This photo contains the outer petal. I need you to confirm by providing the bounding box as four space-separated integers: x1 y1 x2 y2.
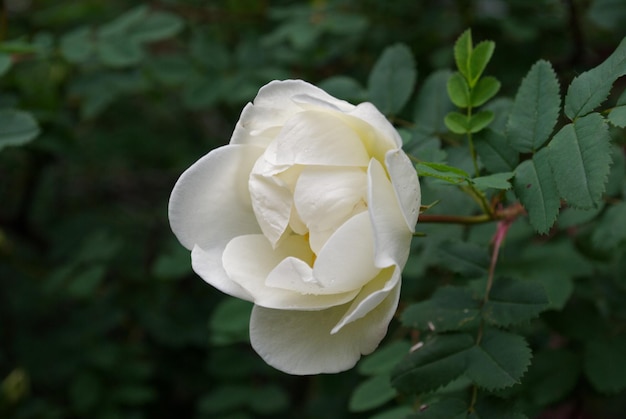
222 234 359 309
168 144 264 250
192 245 252 301
231 80 354 146
331 266 400 333
348 102 402 148
385 149 421 232
249 283 401 375
368 158 413 269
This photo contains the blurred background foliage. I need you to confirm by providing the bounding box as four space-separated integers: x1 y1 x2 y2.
1 0 626 418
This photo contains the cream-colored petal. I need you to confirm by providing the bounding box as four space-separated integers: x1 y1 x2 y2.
232 80 354 145
313 211 381 292
222 234 358 309
168 144 264 250
191 245 253 301
293 166 367 252
331 266 400 333
249 157 293 247
385 149 421 232
264 110 370 167
249 283 401 375
347 102 402 148
368 158 413 268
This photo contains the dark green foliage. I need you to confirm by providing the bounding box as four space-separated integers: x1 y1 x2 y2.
3 1 626 418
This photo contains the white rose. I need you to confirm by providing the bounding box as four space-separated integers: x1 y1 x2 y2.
168 80 420 375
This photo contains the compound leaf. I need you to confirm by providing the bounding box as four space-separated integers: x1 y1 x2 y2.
482 277 549 327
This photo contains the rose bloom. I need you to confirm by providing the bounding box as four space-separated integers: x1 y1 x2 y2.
169 80 420 375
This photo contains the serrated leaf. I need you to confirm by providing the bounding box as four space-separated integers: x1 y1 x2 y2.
0 109 40 151
444 111 469 134
482 277 549 327
368 43 417 115
415 162 469 184
471 76 500 107
471 172 514 191
410 398 467 418
414 69 454 135
608 87 626 127
349 375 397 412
318 76 366 102
565 37 626 119
466 329 531 390
209 299 252 345
373 406 415 419
469 110 494 133
584 335 626 393
401 287 480 332
358 341 411 376
469 41 495 87
438 240 489 277
473 129 519 173
591 202 626 250
507 60 560 153
391 333 474 394
447 72 470 107
513 149 561 234
547 112 611 209
454 29 472 81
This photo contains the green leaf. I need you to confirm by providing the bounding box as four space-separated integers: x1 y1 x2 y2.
591 202 626 250
368 43 417 115
0 52 12 76
97 36 143 67
473 129 519 173
437 240 489 278
349 375 396 412
507 60 560 153
513 149 560 234
469 110 494 133
469 41 495 86
318 76 366 102
0 109 40 151
129 11 184 43
358 341 411 376
415 162 469 184
584 334 626 393
482 277 549 327
447 72 470 107
547 112 611 209
98 5 148 38
391 333 474 394
470 76 500 107
454 29 472 81
564 37 626 119
410 398 467 418
373 406 415 419
413 69 454 135
249 385 289 414
608 105 626 127
466 329 531 390
470 172 514 191
471 396 528 419
60 26 93 64
197 384 249 414
401 287 480 332
444 111 470 134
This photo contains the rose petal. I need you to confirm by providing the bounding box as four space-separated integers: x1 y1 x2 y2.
222 234 358 309
231 80 354 146
368 158 413 268
264 110 370 167
168 144 264 250
249 283 401 375
313 211 381 292
191 244 252 301
385 149 421 232
293 166 367 253
348 102 403 148
249 158 293 247
331 266 399 333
